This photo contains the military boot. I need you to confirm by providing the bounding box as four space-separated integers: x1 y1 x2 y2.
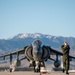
66 71 69 74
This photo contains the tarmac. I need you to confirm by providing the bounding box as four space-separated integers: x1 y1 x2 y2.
0 71 75 75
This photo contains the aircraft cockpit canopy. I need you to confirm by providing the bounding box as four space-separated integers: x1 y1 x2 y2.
32 40 42 46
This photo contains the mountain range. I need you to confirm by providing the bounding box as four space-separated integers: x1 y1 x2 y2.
0 33 75 55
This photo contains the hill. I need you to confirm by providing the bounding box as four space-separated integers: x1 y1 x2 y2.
0 33 75 55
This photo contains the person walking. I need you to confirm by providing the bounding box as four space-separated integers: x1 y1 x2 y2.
61 42 70 74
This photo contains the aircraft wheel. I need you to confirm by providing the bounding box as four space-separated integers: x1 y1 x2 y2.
36 66 40 72
10 68 12 72
34 65 40 72
39 66 40 72
34 64 36 72
34 67 36 72
34 69 39 72
38 65 40 72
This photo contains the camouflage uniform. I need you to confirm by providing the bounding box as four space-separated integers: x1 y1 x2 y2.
61 43 70 72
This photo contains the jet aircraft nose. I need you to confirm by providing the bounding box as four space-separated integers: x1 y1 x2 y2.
33 40 42 52
32 40 42 61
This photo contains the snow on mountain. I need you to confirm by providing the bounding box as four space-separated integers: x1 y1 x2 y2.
6 33 62 41
8 33 55 39
16 33 32 38
9 33 43 39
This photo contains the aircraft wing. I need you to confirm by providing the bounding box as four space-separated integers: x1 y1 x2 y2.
0 46 28 60
48 46 75 60
0 49 24 57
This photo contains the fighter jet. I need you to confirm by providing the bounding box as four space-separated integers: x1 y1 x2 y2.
0 40 75 72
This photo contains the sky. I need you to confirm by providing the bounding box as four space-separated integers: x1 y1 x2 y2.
0 0 75 39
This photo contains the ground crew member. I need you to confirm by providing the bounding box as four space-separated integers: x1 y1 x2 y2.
61 42 70 74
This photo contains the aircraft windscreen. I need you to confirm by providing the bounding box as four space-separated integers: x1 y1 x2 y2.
33 40 42 46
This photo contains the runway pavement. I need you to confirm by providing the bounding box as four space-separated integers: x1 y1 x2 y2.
0 71 75 75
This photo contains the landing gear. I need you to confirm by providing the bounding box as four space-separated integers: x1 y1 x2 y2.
10 68 12 72
34 65 40 73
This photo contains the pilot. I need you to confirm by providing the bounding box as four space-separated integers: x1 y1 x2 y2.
61 42 70 74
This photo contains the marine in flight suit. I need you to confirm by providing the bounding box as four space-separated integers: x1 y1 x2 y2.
61 42 70 74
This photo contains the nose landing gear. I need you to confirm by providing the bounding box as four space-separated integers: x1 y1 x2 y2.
34 65 40 72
